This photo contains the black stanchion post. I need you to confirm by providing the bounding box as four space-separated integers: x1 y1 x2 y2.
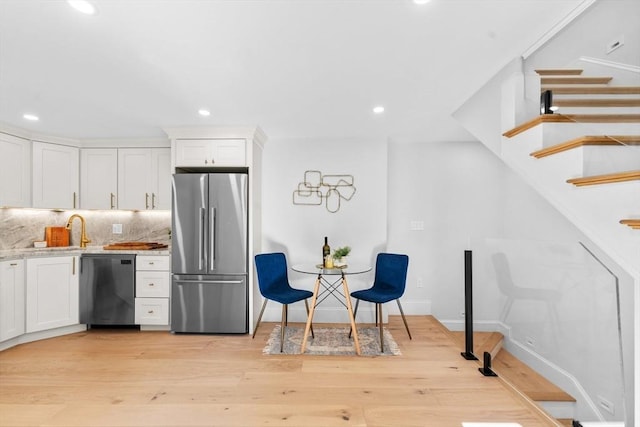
479 351 497 377
461 250 478 360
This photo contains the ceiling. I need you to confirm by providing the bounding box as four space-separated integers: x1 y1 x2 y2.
0 0 588 143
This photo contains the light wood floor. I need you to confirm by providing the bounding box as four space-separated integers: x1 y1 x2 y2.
0 316 560 427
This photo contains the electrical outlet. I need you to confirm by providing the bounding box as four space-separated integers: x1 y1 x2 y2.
597 395 615 415
112 224 123 234
409 220 424 230
417 277 424 288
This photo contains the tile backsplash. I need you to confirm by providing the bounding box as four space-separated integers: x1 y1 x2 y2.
0 208 171 250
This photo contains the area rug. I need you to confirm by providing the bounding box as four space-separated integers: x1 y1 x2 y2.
262 325 401 356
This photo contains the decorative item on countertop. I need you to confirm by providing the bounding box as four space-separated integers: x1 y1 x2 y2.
332 246 351 267
33 240 47 248
322 236 330 266
103 242 168 250
44 226 70 247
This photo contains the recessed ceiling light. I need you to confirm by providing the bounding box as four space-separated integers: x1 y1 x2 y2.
413 0 431 4
198 109 211 117
373 106 385 114
23 114 39 121
67 1 97 15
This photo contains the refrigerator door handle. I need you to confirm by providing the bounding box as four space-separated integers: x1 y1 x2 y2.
199 207 206 270
174 280 244 285
210 207 216 271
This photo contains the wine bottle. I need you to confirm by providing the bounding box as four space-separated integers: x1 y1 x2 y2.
322 236 330 266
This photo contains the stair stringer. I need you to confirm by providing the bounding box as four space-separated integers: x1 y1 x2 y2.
453 61 640 280
500 123 640 278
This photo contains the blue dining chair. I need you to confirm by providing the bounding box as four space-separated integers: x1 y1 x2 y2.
350 253 412 352
253 252 314 352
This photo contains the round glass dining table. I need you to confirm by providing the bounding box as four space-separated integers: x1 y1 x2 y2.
291 263 372 355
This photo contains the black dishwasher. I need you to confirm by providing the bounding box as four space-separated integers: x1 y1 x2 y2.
80 254 136 327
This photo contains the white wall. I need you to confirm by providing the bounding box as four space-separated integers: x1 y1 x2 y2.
387 140 588 320
387 139 634 423
261 137 387 323
525 0 640 74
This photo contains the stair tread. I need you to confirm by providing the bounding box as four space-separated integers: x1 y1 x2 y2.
503 114 640 138
493 350 576 402
535 69 583 76
553 98 640 107
541 76 612 85
542 86 640 95
530 135 640 158
448 331 504 356
567 170 640 186
620 219 640 229
449 331 575 404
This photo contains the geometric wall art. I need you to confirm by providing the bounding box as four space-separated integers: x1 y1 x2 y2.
292 170 356 213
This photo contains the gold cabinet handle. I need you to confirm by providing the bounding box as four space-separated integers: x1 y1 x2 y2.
73 192 77 209
72 257 76 275
145 193 149 209
147 310 154 314
152 193 156 209
110 193 116 209
148 283 155 287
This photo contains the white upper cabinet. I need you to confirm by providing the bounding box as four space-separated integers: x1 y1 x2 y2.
117 148 170 210
32 141 79 209
152 148 171 210
0 133 30 207
175 139 246 167
80 148 118 209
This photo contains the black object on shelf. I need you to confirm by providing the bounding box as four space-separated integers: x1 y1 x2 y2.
540 89 554 114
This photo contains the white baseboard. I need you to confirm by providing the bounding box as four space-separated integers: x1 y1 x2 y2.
0 324 86 352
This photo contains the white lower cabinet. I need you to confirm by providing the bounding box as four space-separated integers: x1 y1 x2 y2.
26 256 79 333
0 259 25 342
135 255 170 326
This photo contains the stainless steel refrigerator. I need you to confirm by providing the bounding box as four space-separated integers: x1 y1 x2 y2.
171 172 248 333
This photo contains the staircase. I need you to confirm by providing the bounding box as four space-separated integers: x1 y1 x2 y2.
448 330 576 426
501 68 640 275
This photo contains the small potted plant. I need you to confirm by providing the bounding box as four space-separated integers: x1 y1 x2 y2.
332 246 351 267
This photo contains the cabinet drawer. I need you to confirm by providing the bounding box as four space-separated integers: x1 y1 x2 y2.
175 139 246 167
135 271 170 297
137 255 169 271
135 298 169 325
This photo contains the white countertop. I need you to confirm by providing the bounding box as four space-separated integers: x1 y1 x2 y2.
0 245 170 261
